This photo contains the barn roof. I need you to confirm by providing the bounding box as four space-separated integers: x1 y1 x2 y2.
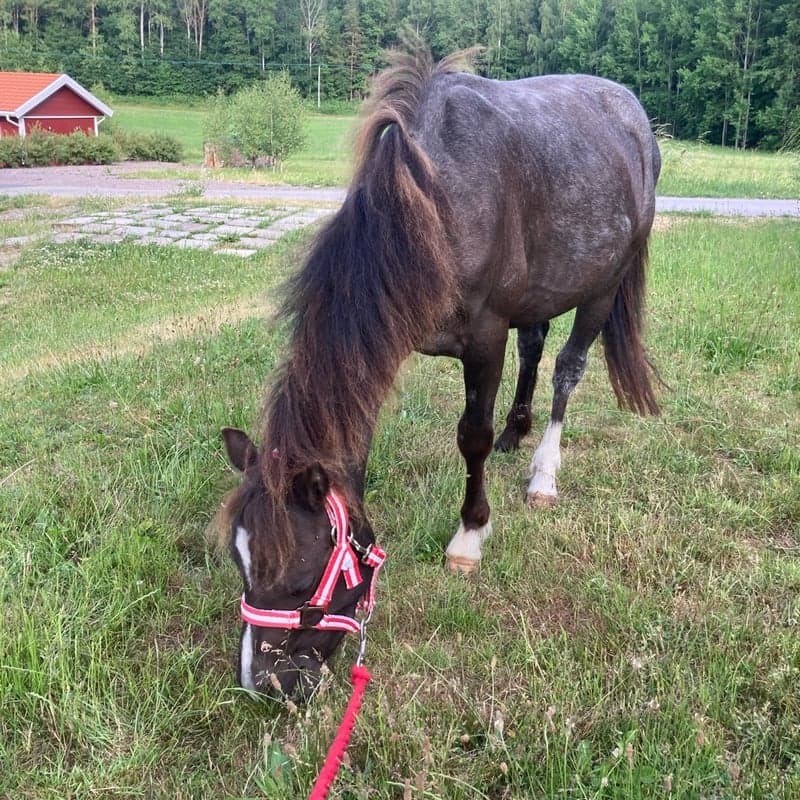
0 72 113 117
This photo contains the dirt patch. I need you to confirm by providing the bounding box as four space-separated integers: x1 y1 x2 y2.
651 214 691 232
0 208 29 222
0 248 20 271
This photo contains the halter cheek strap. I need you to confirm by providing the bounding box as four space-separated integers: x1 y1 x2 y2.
239 488 386 634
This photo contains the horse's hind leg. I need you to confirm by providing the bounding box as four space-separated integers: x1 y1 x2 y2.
495 321 550 452
445 336 507 572
527 297 613 507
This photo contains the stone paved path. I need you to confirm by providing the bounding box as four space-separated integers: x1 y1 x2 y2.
49 203 332 257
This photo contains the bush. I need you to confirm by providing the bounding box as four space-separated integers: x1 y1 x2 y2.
0 129 120 167
204 73 306 168
111 129 183 162
19 128 65 166
0 136 24 168
77 133 120 164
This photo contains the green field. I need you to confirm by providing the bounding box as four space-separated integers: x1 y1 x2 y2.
111 99 800 198
1 202 798 797
657 140 800 199
112 100 355 185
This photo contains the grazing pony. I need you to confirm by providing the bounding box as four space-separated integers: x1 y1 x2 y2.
219 48 660 696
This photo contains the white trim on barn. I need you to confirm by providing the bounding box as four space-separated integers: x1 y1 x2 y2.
14 75 113 119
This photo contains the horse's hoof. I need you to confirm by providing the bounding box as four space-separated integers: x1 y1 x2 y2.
493 431 520 452
526 491 557 509
446 555 480 573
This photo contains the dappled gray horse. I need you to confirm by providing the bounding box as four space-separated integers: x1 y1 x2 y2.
219 48 661 696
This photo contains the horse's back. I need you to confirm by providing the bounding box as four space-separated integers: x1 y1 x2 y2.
418 72 658 218
414 71 660 328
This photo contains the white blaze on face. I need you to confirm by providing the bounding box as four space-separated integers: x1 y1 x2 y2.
240 624 256 690
235 525 256 689
234 525 252 588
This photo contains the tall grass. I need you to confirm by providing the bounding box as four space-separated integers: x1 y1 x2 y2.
1 215 798 797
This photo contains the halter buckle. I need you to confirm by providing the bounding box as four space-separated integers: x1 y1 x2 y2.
299 603 327 629
347 532 372 559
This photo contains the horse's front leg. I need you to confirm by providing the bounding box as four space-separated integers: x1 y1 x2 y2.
445 337 507 573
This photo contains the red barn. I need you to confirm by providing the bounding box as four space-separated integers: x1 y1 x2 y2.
0 72 112 137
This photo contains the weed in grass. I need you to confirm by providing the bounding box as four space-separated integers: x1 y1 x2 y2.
0 193 54 212
218 232 242 245
701 329 771 373
168 182 205 200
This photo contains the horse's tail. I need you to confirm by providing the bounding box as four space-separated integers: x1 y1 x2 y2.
601 240 661 415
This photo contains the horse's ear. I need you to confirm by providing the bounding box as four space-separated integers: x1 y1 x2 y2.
294 464 330 512
221 428 259 472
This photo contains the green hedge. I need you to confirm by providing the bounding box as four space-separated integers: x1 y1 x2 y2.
0 129 120 167
110 129 183 162
0 127 183 168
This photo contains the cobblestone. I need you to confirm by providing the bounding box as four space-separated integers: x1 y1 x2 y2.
29 203 332 257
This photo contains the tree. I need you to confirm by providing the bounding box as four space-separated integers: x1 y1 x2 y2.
207 73 306 167
300 0 325 85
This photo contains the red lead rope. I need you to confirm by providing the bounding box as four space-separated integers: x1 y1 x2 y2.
307 664 372 800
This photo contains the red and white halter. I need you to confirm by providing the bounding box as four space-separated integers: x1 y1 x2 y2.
239 488 386 635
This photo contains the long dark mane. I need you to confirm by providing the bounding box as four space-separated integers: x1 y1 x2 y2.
259 48 469 513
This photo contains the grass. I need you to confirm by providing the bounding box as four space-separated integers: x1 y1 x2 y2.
657 139 800 199
112 99 355 185
110 98 799 197
1 209 799 798
110 102 208 163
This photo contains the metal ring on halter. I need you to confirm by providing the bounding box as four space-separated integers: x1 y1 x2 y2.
347 533 373 559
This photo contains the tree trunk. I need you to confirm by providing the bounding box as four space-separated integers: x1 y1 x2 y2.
90 1 97 55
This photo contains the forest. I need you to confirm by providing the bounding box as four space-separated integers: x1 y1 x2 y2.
0 0 798 150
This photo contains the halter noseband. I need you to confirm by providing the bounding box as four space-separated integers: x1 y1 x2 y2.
239 488 386 635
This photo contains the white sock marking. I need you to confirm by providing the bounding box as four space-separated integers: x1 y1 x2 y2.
445 520 493 565
528 420 563 499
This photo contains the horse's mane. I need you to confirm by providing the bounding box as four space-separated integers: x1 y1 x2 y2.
258 45 472 519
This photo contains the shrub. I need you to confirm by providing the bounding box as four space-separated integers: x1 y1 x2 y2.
111 129 183 162
80 133 121 164
204 73 306 168
0 129 120 168
20 128 65 166
0 135 25 168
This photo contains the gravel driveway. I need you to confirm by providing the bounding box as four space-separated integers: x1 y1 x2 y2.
0 162 346 204
2 162 798 216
